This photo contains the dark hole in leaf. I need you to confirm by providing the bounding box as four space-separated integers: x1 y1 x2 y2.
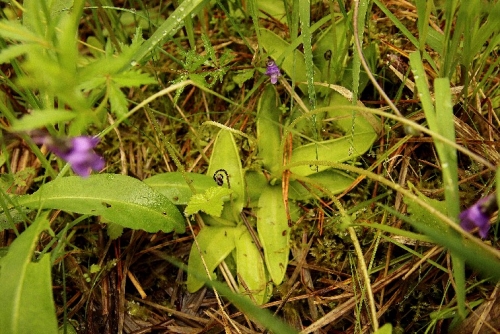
101 202 111 208
324 49 332 60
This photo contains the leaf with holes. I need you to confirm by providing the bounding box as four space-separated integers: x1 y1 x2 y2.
15 174 185 233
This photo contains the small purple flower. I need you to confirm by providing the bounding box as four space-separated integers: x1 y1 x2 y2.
459 193 497 238
32 132 104 177
265 59 281 84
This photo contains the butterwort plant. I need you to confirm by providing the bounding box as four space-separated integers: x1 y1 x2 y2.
31 130 105 177
459 192 497 238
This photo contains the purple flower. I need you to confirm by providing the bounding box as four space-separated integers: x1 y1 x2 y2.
32 132 104 177
459 193 497 238
265 59 281 84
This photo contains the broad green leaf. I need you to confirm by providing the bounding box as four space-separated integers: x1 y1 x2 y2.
186 226 239 292
327 92 382 135
288 169 355 200
206 130 245 219
235 228 269 305
257 186 289 285
0 213 58 334
290 132 376 176
256 0 286 21
16 174 185 233
11 109 77 131
244 170 269 207
184 187 233 217
144 172 217 205
108 82 129 118
257 86 282 174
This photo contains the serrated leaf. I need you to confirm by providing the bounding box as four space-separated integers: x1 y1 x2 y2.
106 222 124 240
184 187 233 217
0 213 58 334
16 174 185 233
108 82 129 118
0 20 46 43
257 186 289 285
235 228 269 305
186 226 239 292
0 44 33 64
144 172 217 205
11 109 77 132
232 69 255 87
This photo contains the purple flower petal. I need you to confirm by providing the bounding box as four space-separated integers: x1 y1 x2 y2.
459 194 497 238
33 133 105 177
265 60 281 84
